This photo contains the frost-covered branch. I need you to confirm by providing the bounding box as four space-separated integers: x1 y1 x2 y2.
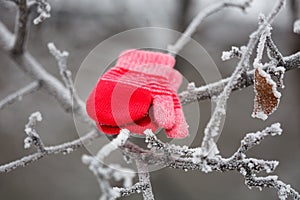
245 176 300 200
168 0 253 55
0 20 92 124
135 160 155 200
258 14 285 66
0 81 40 110
145 129 196 157
179 51 300 104
232 125 299 199
234 123 282 157
142 124 299 199
94 129 130 161
11 0 29 54
48 42 81 110
0 116 98 173
201 0 286 157
265 36 285 65
113 182 150 198
221 46 246 61
0 19 98 174
82 130 137 200
144 126 279 174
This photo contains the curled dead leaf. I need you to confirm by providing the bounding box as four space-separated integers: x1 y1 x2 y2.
252 68 280 120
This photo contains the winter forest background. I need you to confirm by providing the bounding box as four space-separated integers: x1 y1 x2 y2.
0 0 299 199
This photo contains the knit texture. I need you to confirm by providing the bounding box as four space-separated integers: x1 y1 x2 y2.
86 49 188 138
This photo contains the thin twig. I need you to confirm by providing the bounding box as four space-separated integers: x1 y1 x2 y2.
48 42 81 111
114 183 150 197
168 0 253 55
0 21 92 125
266 36 285 65
0 81 40 110
0 129 98 173
136 160 155 200
82 130 135 200
258 15 285 65
221 46 245 61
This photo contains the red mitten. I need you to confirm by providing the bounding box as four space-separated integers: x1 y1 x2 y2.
86 49 188 138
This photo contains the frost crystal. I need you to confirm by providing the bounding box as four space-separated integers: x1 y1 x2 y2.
33 0 51 25
96 129 130 161
294 19 300 34
221 46 243 61
221 51 232 61
24 137 32 149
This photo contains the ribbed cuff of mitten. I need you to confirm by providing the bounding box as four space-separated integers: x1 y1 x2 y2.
116 49 175 69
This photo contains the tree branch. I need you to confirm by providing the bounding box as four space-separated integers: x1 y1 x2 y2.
141 124 300 200
168 0 253 55
0 21 91 125
11 0 29 55
0 127 98 173
48 42 81 112
114 182 150 198
178 51 300 105
200 0 286 157
136 160 155 200
82 130 136 200
0 81 40 110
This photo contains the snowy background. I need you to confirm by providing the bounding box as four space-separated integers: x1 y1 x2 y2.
0 0 299 199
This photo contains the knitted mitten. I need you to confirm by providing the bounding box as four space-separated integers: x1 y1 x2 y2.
86 49 188 138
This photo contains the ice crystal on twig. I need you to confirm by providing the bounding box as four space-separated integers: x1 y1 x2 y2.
221 46 246 61
48 42 81 110
33 0 51 25
294 19 300 34
82 130 137 200
24 111 45 152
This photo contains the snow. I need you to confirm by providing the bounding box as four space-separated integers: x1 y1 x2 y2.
254 18 271 66
221 46 242 61
294 19 300 34
221 51 232 61
33 1 51 25
274 66 286 88
269 123 282 136
81 154 92 165
96 129 130 161
24 137 32 149
252 111 268 120
240 168 247 176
